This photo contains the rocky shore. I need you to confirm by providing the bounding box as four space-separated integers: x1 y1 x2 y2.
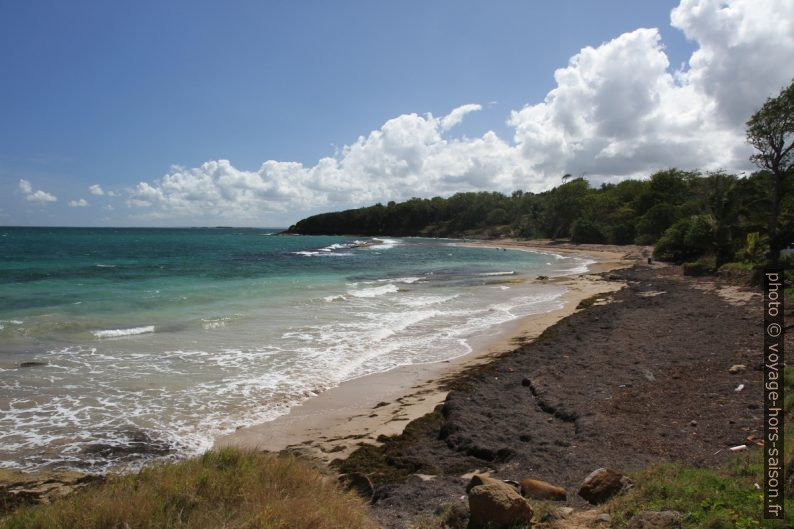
334 263 774 528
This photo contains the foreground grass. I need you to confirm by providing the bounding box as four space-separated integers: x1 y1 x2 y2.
607 366 794 529
1 448 378 529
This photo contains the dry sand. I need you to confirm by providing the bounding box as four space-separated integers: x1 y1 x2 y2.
215 241 645 462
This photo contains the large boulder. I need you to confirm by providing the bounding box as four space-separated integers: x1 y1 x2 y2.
628 510 683 529
578 467 633 504
467 480 534 529
520 477 566 501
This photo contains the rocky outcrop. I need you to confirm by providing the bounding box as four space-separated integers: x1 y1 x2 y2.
578 467 633 504
519 477 566 501
467 475 534 529
0 469 99 511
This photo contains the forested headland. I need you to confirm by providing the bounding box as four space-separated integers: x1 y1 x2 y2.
289 80 794 275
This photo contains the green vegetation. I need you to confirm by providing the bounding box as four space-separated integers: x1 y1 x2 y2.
607 367 794 528
289 168 789 267
746 79 794 265
1 449 378 529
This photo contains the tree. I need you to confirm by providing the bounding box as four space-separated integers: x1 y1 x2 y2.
746 78 794 263
701 171 741 267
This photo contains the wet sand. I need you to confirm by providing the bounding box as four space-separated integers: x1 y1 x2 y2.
216 242 641 463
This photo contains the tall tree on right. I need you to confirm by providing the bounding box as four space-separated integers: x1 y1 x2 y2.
746 78 794 264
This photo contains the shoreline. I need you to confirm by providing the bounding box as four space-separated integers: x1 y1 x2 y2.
216 241 642 463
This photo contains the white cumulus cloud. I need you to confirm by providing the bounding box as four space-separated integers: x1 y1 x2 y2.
68 198 89 207
89 184 105 196
19 179 57 204
127 106 531 221
125 0 793 223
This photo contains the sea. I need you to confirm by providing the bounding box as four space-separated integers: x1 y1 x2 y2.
0 227 592 473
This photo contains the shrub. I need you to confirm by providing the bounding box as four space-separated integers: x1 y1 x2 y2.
570 219 607 243
683 256 717 276
654 215 715 263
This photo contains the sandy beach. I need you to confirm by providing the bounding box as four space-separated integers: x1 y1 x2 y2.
216 241 642 462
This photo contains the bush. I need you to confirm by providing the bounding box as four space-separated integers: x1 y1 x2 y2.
683 256 717 276
570 219 607 243
654 215 715 263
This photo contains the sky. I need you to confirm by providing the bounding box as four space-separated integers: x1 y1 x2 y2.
1 0 793 227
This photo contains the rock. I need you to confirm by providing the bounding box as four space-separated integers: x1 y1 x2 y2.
628 510 684 529
728 364 746 374
18 361 47 368
465 474 503 494
596 513 612 523
467 481 534 529
578 467 633 504
337 472 374 503
519 477 566 501
0 468 99 511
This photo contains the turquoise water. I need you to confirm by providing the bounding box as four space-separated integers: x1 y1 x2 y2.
0 227 590 471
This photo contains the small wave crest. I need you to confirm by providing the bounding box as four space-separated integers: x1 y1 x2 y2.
371 238 401 249
347 283 399 298
92 325 155 338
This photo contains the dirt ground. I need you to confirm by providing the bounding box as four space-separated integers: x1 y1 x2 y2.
335 264 788 528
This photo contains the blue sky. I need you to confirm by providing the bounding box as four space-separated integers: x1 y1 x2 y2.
1 0 791 227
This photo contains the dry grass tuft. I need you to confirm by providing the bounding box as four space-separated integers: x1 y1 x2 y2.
2 448 379 529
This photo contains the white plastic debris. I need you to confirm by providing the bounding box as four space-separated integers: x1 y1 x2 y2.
734 384 744 392
729 444 748 452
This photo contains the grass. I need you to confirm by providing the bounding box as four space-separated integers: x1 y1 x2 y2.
606 366 794 529
1 448 378 529
718 261 756 272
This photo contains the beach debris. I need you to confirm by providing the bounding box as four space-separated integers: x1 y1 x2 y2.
467 475 534 529
596 512 612 523
578 467 633 504
728 364 747 374
643 370 656 382
690 420 698 427
729 444 748 452
337 472 374 503
734 384 745 392
519 477 566 501
627 510 684 528
637 290 666 297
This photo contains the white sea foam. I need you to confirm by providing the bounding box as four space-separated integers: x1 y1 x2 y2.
95 264 116 268
478 271 516 277
323 294 347 302
347 283 399 298
371 238 400 249
0 237 586 473
378 276 422 284
92 325 155 338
